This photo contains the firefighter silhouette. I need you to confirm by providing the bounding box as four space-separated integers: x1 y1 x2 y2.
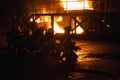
7 25 21 57
61 26 80 65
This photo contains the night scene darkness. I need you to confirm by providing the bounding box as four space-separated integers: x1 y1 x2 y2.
0 0 120 80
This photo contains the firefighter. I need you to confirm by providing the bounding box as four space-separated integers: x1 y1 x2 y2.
6 25 21 58
61 26 80 65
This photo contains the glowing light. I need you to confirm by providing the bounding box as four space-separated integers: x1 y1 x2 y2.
54 22 64 33
56 40 61 44
61 0 93 10
35 18 40 23
107 24 110 28
54 16 65 33
30 18 33 22
29 0 94 34
57 16 63 21
76 26 84 34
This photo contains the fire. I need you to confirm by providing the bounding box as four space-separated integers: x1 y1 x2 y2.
29 0 93 34
61 0 93 10
54 16 64 33
54 23 64 33
59 0 93 34
76 26 84 34
30 16 84 34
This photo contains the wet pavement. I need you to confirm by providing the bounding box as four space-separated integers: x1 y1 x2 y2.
0 34 120 80
74 39 120 80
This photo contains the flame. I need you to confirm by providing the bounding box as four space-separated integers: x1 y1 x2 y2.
35 18 40 23
54 16 64 33
61 0 93 10
30 0 94 34
76 26 84 34
54 23 64 33
30 16 84 34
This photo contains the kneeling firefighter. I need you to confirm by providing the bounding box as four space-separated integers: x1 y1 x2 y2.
61 26 81 66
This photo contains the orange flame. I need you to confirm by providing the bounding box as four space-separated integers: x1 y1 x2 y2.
59 0 93 34
54 16 65 33
61 0 93 10
30 0 93 34
76 26 84 34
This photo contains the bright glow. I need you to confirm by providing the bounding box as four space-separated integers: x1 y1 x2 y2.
54 16 64 33
30 16 84 34
31 16 65 33
44 17 49 22
61 0 93 10
54 22 64 33
35 18 40 23
57 16 63 21
30 18 33 22
76 26 84 34
107 24 110 28
29 0 94 34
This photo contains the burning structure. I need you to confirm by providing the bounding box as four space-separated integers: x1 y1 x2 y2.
0 0 119 36
22 0 119 36
3 1 120 79
27 0 93 34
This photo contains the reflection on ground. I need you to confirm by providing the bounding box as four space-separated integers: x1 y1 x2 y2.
73 40 120 80
0 37 120 80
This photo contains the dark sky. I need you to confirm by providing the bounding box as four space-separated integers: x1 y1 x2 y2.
0 0 19 13
0 0 30 27
0 0 31 16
